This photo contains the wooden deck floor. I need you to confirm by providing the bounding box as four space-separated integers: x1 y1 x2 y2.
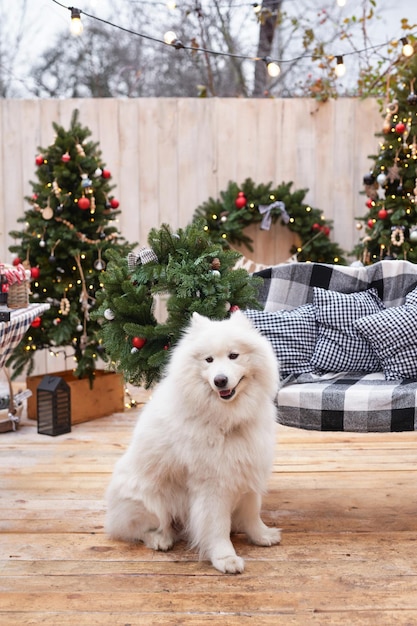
2 391 417 625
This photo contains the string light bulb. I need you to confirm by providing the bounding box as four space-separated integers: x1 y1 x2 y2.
401 37 414 57
264 57 281 78
336 0 346 6
164 31 177 45
335 55 346 77
166 1 177 8
163 30 184 48
253 3 261 14
70 8 83 36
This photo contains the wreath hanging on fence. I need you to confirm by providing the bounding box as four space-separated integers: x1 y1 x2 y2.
192 178 346 264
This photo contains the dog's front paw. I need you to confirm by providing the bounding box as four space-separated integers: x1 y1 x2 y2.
251 526 282 546
144 529 175 552
211 554 245 574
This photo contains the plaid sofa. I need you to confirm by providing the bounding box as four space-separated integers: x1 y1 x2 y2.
249 260 417 432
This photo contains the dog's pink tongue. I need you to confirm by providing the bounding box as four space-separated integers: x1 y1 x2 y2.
219 389 231 397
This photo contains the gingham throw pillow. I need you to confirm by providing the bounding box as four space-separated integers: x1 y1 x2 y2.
244 305 317 379
311 287 384 373
355 304 417 380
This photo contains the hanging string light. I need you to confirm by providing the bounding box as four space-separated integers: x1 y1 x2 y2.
335 55 346 77
52 0 415 76
336 0 346 6
401 37 414 57
69 7 83 36
264 56 281 78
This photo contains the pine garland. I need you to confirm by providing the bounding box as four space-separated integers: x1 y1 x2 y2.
94 222 263 388
193 178 346 264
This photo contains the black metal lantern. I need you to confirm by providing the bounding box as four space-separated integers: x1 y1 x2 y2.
37 375 71 436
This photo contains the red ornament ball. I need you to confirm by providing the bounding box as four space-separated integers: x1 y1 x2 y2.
132 336 146 349
367 219 375 229
110 198 120 209
102 169 111 179
30 267 40 279
12 257 22 266
378 208 388 220
78 196 91 210
235 191 247 209
312 223 322 232
31 316 42 329
366 198 374 209
35 155 44 166
230 305 240 313
395 122 406 134
61 152 71 163
322 226 330 236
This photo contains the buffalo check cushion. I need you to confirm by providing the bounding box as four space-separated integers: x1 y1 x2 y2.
253 260 417 432
310 287 384 373
355 303 417 381
245 305 317 379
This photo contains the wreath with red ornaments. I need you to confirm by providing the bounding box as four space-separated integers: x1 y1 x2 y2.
193 178 346 264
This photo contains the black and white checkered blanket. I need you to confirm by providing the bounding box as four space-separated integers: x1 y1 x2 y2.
253 260 417 432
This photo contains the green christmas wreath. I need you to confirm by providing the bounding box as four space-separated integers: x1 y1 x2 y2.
193 178 346 264
94 221 262 388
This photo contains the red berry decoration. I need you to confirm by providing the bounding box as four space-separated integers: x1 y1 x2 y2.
322 226 330 236
378 208 388 219
78 196 91 210
12 257 22 266
132 336 146 349
30 266 40 279
368 219 375 229
110 198 120 209
31 316 42 328
35 155 44 166
61 152 71 163
230 305 240 313
235 191 247 209
102 169 111 179
395 122 406 134
312 223 322 232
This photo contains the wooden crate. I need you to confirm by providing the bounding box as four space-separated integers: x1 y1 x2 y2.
26 370 124 424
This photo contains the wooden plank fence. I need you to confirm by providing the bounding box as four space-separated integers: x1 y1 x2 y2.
0 98 383 375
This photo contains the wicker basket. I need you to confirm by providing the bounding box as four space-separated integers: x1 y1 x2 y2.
7 280 30 308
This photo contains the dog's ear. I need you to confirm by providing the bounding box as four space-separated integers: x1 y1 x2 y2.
191 311 209 326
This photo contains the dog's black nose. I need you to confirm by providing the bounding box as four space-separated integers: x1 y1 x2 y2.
214 374 228 389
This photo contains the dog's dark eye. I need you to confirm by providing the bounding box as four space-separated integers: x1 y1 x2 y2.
228 353 239 360
206 356 214 363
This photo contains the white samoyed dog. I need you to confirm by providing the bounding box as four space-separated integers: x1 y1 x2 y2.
105 310 281 574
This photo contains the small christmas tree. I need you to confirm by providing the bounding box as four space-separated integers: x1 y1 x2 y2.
8 109 134 381
94 221 262 388
353 40 417 264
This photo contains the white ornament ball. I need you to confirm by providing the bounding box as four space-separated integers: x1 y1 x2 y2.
39 239 46 248
131 347 139 354
211 270 221 278
104 308 115 320
94 167 103 177
76 324 83 332
410 229 417 242
377 172 387 186
224 301 231 311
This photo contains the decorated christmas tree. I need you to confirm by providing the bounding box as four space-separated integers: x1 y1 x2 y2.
193 178 346 264
353 40 417 264
94 221 262 388
8 109 134 381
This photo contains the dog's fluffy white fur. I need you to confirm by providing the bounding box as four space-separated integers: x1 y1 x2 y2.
105 310 281 573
